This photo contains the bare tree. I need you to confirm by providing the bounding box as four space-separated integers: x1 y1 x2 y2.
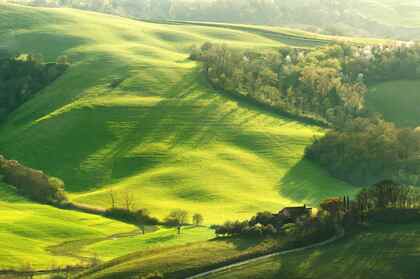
166 209 189 234
123 189 135 211
192 213 204 226
109 188 117 209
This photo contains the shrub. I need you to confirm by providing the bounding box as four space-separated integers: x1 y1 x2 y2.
0 155 67 204
104 208 160 225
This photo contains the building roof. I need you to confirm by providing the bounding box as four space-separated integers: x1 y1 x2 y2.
278 205 312 219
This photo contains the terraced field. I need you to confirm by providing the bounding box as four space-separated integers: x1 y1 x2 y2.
367 80 420 128
0 3 360 269
205 223 420 279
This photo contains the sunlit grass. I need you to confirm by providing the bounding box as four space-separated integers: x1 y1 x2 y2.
83 226 214 261
0 183 137 269
0 3 360 269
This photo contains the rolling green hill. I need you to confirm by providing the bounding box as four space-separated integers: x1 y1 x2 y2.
0 182 214 269
0 182 138 269
0 3 364 270
367 80 420 128
205 223 420 279
0 3 357 224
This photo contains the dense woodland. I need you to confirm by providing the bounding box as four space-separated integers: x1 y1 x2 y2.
0 54 68 121
13 0 420 40
192 42 420 186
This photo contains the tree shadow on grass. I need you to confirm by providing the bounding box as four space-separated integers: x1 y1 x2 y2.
279 160 358 206
143 234 175 245
209 236 263 251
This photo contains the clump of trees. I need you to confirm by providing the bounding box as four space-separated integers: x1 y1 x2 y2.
191 42 370 126
0 155 67 204
316 180 420 226
357 180 420 221
192 42 420 127
306 117 420 185
0 53 69 121
211 180 420 243
212 207 334 244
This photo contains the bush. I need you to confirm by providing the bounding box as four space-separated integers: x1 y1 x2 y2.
0 155 67 204
104 208 160 225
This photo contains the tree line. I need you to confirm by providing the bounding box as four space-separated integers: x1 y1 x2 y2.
191 42 367 126
0 155 204 233
211 206 335 245
191 42 420 186
306 117 420 185
192 42 420 126
0 53 69 121
105 188 204 234
212 180 420 242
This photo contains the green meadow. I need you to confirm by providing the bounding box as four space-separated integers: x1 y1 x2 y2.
0 3 362 269
367 80 420 128
0 182 214 269
0 182 137 269
206 223 420 279
0 4 356 224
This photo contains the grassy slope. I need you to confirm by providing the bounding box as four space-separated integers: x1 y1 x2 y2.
207 223 420 279
0 182 137 269
0 4 357 226
80 237 289 279
0 182 214 269
366 80 420 128
82 226 214 262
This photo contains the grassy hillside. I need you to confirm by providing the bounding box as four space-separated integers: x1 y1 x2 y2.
80 236 288 279
366 80 420 128
206 223 420 279
0 182 214 269
0 3 358 225
0 182 138 269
